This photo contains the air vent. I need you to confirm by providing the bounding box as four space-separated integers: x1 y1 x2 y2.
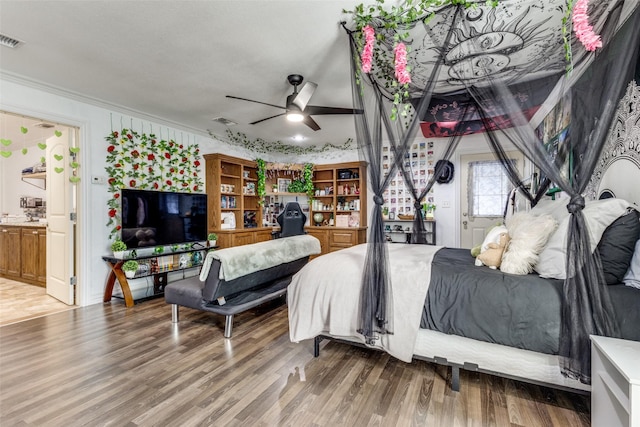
211 117 237 126
0 33 23 49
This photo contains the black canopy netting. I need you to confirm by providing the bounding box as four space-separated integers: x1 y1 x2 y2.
346 0 640 383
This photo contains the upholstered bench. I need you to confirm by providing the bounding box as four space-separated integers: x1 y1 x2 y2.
165 234 320 337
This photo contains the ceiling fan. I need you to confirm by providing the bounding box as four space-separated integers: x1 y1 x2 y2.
226 74 363 131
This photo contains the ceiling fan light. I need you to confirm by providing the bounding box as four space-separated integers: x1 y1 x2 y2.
286 112 304 122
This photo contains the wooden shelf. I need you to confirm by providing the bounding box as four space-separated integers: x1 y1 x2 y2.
21 172 46 179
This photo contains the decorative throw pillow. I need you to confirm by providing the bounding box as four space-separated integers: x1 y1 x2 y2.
597 208 640 284
474 225 508 266
623 239 640 289
535 198 634 279
501 212 558 275
476 232 510 269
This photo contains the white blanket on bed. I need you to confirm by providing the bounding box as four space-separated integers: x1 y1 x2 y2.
288 243 442 362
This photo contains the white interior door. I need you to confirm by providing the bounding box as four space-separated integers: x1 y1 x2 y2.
459 151 523 249
46 129 75 304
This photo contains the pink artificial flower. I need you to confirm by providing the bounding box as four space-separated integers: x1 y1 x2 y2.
361 25 375 73
572 0 602 51
394 42 411 85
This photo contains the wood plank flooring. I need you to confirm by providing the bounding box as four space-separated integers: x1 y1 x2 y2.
0 278 75 326
0 297 590 426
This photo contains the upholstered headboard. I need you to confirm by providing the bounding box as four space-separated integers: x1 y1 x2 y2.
586 80 640 207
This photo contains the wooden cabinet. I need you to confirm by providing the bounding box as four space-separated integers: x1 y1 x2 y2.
204 155 368 252
204 153 272 249
305 161 368 256
309 161 367 229
21 227 46 285
305 227 367 257
0 226 22 278
0 225 46 286
37 229 47 283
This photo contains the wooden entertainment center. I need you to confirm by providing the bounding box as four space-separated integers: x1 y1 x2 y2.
203 153 367 255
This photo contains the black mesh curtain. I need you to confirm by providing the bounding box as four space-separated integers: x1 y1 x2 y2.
466 7 640 382
346 2 640 382
346 10 463 343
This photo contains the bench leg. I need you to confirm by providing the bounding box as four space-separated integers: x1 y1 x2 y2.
224 315 234 338
451 365 460 392
171 304 179 323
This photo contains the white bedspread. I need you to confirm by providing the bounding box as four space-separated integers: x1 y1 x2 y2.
288 243 442 362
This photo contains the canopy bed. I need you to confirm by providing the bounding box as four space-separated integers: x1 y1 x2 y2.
287 0 640 392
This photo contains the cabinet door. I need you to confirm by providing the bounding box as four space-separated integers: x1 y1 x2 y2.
21 228 39 281
0 228 7 275
305 229 328 256
5 227 22 277
330 229 357 248
232 232 255 247
254 229 273 243
37 229 47 284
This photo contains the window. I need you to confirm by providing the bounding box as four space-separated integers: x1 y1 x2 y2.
468 160 514 218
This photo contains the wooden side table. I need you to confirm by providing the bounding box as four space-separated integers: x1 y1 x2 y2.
591 335 640 427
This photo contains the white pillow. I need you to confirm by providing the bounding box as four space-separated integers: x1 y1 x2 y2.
474 225 508 266
623 239 640 289
535 198 633 279
501 212 558 275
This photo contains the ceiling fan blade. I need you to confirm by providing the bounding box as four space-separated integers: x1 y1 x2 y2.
291 82 317 111
305 105 364 115
303 115 321 131
226 95 284 110
250 112 286 125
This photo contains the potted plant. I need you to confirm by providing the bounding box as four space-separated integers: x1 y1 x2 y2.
382 206 389 220
424 203 436 219
111 239 127 259
208 233 218 247
122 260 139 279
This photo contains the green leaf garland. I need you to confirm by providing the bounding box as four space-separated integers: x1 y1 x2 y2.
105 128 204 240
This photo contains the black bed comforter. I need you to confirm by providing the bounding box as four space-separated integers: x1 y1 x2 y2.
421 247 640 355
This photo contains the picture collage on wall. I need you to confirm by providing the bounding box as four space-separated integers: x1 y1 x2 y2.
382 140 436 216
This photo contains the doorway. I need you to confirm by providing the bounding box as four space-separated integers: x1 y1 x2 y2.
0 111 78 308
459 151 523 249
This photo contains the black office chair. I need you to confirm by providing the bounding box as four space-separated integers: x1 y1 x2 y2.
276 202 307 238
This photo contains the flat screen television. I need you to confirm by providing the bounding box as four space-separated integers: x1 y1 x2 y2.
120 188 207 248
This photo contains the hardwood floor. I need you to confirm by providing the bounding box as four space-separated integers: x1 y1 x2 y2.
0 297 590 426
0 278 75 326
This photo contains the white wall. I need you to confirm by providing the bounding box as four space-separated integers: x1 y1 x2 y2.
1 77 229 305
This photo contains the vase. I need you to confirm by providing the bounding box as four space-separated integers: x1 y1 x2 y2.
313 213 324 226
208 240 217 248
124 270 136 279
113 251 124 259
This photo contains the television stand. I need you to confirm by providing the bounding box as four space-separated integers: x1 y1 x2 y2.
102 248 208 307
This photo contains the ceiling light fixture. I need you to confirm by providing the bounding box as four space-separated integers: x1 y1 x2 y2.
292 135 305 142
286 111 304 122
286 104 304 122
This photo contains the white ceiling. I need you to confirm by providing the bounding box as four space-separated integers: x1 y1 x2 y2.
0 0 363 148
1 1 637 151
